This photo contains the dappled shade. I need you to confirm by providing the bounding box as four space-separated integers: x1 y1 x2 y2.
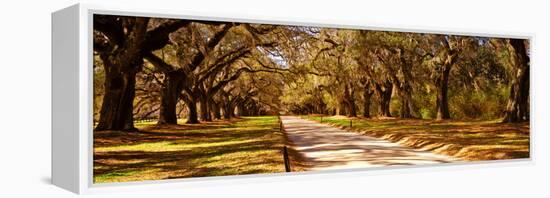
94 117 288 183
305 115 529 161
282 116 458 171
92 14 530 183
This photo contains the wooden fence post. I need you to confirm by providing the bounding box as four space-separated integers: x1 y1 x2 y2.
278 115 291 172
283 146 291 172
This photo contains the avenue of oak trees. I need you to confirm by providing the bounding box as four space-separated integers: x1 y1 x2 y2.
93 15 287 131
93 15 530 131
278 29 529 122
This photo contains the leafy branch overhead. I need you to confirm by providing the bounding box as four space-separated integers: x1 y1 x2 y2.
92 15 530 131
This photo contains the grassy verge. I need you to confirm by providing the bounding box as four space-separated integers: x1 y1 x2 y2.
93 116 288 183
303 115 529 161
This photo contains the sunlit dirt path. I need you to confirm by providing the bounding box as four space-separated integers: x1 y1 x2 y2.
281 116 460 171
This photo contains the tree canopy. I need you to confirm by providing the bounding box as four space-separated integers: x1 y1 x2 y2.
93 15 530 131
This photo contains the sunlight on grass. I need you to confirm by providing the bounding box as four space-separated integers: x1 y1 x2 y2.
94 168 165 183
133 118 188 128
95 139 260 152
94 116 286 183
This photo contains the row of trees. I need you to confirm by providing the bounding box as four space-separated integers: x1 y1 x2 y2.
93 15 530 131
279 29 529 122
93 15 288 131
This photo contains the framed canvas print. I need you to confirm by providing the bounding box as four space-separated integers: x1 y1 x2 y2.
52 3 533 194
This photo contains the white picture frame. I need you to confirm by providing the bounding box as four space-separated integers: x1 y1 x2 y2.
52 3 535 194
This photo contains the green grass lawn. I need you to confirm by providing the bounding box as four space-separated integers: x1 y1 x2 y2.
93 116 288 183
303 115 530 161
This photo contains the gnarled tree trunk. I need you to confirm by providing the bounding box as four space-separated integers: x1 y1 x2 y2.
157 70 185 125
435 64 452 120
96 66 139 131
182 92 200 124
211 99 222 120
221 95 234 119
400 96 413 118
502 39 530 123
222 107 229 119
343 83 357 117
347 101 357 117
228 103 236 118
237 102 246 117
399 86 414 119
398 53 415 119
362 87 373 118
199 95 211 121
375 81 393 117
186 100 199 124
434 38 459 121
94 17 150 131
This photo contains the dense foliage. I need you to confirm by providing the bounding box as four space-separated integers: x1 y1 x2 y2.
93 15 530 131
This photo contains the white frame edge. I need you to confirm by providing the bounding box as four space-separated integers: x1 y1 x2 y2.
51 3 535 194
52 4 81 194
